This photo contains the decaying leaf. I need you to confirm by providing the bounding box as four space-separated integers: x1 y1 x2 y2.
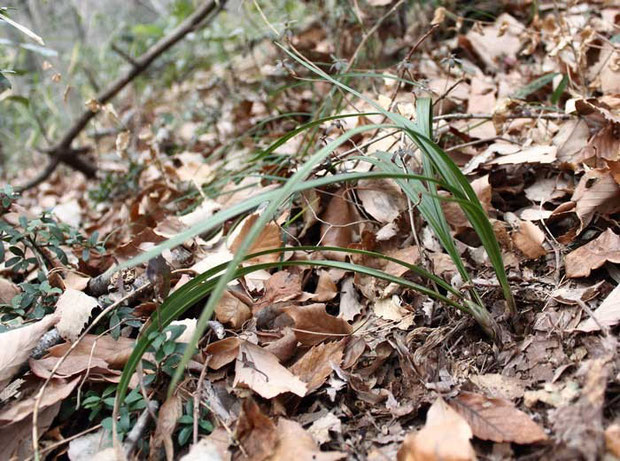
234 341 307 398
290 339 345 392
0 314 59 391
55 288 99 342
451 392 547 444
397 397 475 461
565 229 620 278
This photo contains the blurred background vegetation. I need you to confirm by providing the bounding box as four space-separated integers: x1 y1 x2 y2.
0 0 316 177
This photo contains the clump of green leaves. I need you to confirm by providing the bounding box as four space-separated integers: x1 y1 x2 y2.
0 186 105 320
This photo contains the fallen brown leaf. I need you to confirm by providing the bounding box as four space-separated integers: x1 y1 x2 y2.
512 220 546 259
290 339 345 392
229 212 282 264
565 229 620 278
215 290 252 328
397 396 475 461
284 303 352 346
320 188 356 261
234 341 307 398
451 392 547 444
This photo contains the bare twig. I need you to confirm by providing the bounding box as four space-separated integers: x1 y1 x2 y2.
124 400 160 457
17 0 228 192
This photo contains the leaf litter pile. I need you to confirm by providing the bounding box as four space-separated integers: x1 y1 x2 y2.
2 2 620 460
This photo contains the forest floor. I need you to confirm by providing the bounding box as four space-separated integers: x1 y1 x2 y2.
1 1 620 460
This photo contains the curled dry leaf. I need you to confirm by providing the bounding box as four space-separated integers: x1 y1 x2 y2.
397 397 475 461
0 314 59 391
215 290 251 328
320 188 356 261
565 229 620 278
151 393 182 461
234 341 307 399
512 220 546 259
285 303 352 346
229 212 282 264
205 337 241 370
290 339 346 392
451 392 547 444
576 283 620 332
55 288 99 342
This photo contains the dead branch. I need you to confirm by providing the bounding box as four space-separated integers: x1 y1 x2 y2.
17 0 227 192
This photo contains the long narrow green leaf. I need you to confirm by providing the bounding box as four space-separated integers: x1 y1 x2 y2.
115 245 482 407
279 44 515 314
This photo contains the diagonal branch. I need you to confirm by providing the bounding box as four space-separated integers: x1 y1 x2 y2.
17 0 227 192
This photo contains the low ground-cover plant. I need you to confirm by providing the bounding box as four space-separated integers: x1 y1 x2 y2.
113 45 516 413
